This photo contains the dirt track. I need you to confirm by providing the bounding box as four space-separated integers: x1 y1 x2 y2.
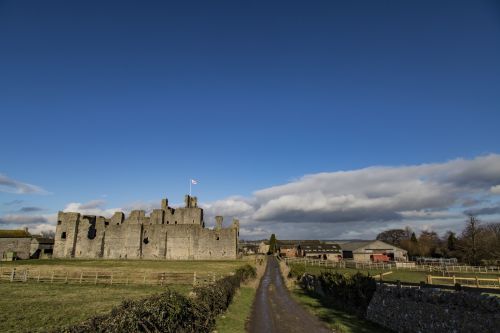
247 256 332 333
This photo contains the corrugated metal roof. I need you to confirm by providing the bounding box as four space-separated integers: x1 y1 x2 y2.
340 241 374 251
340 240 405 252
0 229 31 238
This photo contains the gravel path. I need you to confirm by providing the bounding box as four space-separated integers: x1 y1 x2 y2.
247 256 332 333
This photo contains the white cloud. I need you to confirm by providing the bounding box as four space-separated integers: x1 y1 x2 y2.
491 185 500 194
0 214 48 225
207 154 500 239
0 174 48 194
63 200 122 217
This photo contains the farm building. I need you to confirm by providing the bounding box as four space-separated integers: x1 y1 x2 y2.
0 228 54 260
300 242 342 261
340 240 407 262
276 240 342 261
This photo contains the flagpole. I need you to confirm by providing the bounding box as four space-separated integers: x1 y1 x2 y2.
189 179 192 196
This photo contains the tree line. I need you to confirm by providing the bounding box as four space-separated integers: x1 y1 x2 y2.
376 216 500 266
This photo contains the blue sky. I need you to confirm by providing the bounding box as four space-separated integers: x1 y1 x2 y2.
1 1 500 239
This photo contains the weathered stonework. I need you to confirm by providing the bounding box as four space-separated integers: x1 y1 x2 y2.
53 195 239 260
366 284 500 333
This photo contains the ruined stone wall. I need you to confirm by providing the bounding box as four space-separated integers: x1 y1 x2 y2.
0 238 31 259
53 196 238 260
366 284 500 333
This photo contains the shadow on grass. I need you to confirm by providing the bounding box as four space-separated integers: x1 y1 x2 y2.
292 288 391 333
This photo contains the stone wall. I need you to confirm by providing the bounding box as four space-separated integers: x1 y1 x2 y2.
366 284 500 333
53 196 239 260
0 238 31 259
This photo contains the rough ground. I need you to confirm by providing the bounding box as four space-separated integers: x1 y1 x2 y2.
247 256 332 333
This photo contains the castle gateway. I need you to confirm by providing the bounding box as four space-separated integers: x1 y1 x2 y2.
53 195 239 260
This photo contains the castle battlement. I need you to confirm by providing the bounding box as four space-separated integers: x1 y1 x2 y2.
53 195 239 260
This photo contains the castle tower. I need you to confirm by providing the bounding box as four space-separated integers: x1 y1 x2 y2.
215 216 223 230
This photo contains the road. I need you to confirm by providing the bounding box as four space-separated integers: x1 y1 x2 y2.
247 256 332 333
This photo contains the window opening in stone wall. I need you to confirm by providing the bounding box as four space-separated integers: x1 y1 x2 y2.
167 221 169 224
85 216 97 240
105 221 109 226
216 236 219 240
57 220 62 225
143 237 149 244
175 221 177 224
61 232 67 239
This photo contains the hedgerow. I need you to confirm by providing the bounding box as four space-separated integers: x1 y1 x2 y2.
300 271 376 316
56 264 256 333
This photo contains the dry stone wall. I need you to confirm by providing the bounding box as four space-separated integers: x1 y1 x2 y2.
366 284 500 333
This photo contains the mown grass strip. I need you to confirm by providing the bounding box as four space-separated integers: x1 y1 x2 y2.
215 287 256 333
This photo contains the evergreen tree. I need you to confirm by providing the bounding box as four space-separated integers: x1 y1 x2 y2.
268 234 277 254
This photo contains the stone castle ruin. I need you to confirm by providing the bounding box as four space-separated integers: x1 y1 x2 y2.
53 195 239 260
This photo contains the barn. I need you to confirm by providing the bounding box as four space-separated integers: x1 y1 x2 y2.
340 240 407 262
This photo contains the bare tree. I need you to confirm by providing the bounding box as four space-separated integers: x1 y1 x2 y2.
459 215 482 265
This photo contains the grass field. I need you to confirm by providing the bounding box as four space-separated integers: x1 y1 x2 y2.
0 282 191 333
290 264 500 284
291 288 389 333
0 259 248 274
216 286 256 333
0 259 252 332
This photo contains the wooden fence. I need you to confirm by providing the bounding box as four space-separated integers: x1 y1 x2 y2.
0 267 221 286
283 257 500 274
427 274 500 289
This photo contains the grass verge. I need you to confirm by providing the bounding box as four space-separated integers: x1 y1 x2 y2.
215 287 256 333
291 288 389 333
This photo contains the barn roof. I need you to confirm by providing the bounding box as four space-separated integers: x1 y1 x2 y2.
300 243 341 253
340 240 406 252
0 229 31 238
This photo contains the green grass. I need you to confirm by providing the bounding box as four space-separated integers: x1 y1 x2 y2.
291 288 390 333
0 282 191 333
0 259 248 274
216 286 256 333
0 259 254 332
290 264 500 284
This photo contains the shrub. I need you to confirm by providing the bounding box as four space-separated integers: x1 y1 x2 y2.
57 265 256 333
288 264 306 279
300 271 376 316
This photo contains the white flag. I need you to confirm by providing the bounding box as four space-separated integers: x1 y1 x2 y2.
191 179 198 185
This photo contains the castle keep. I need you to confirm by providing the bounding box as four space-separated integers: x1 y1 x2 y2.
53 195 239 260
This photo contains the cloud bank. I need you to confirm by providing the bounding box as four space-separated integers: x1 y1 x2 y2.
2 154 500 240
202 154 500 239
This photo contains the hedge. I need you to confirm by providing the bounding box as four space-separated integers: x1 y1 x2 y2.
300 271 376 316
56 264 256 333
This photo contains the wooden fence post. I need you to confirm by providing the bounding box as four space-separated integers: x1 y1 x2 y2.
193 272 197 285
10 268 15 282
37 271 40 283
79 272 83 284
51 271 54 283
475 276 479 288
427 275 432 285
65 271 68 283
110 272 113 285
453 275 456 285
95 272 98 285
